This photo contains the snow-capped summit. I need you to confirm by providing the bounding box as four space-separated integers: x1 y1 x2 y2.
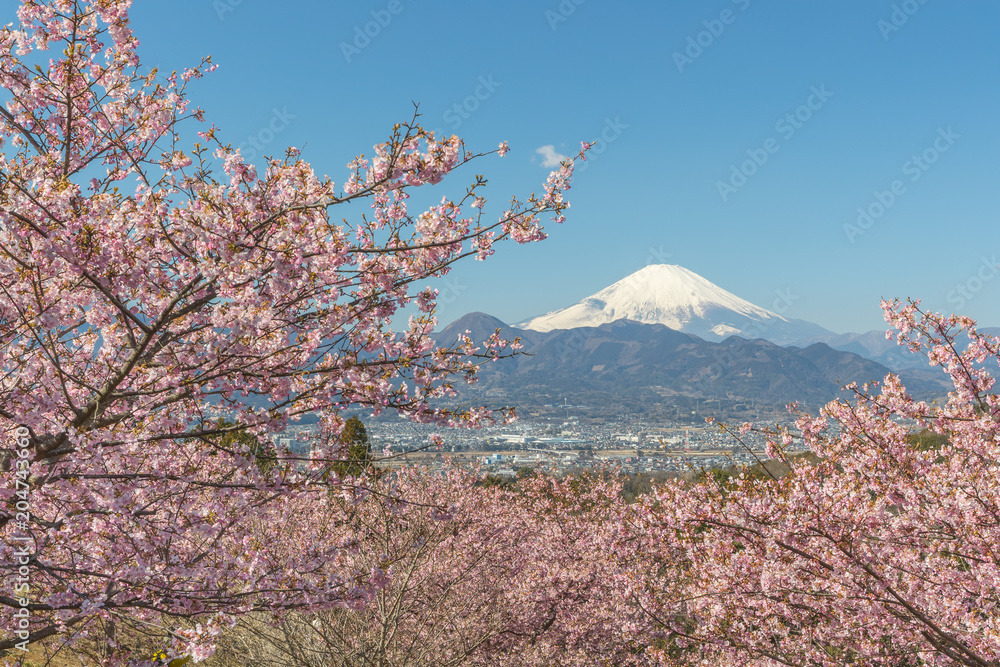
514 264 831 344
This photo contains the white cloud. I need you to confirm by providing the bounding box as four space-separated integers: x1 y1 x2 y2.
535 144 568 167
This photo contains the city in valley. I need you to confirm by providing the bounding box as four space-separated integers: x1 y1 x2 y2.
272 409 801 479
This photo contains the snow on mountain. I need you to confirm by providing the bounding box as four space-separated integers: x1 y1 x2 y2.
711 323 743 338
514 264 832 344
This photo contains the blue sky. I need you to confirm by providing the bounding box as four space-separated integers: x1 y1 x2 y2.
126 0 999 334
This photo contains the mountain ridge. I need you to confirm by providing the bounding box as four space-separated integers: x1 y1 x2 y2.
513 264 833 344
434 313 949 416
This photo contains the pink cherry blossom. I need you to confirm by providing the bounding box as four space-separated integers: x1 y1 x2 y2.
0 1 586 659
619 299 1000 666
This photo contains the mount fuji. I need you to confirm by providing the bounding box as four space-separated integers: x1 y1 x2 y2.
514 264 833 345
434 265 950 414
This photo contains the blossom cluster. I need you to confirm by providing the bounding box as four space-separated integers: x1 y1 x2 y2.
0 1 585 659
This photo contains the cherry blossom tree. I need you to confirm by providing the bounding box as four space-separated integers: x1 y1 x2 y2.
622 300 1000 666
211 468 648 667
215 468 528 666
0 0 584 660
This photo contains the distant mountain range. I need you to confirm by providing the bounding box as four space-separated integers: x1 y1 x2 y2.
796 328 1000 369
436 313 948 417
511 263 998 374
515 264 832 345
433 265 958 415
